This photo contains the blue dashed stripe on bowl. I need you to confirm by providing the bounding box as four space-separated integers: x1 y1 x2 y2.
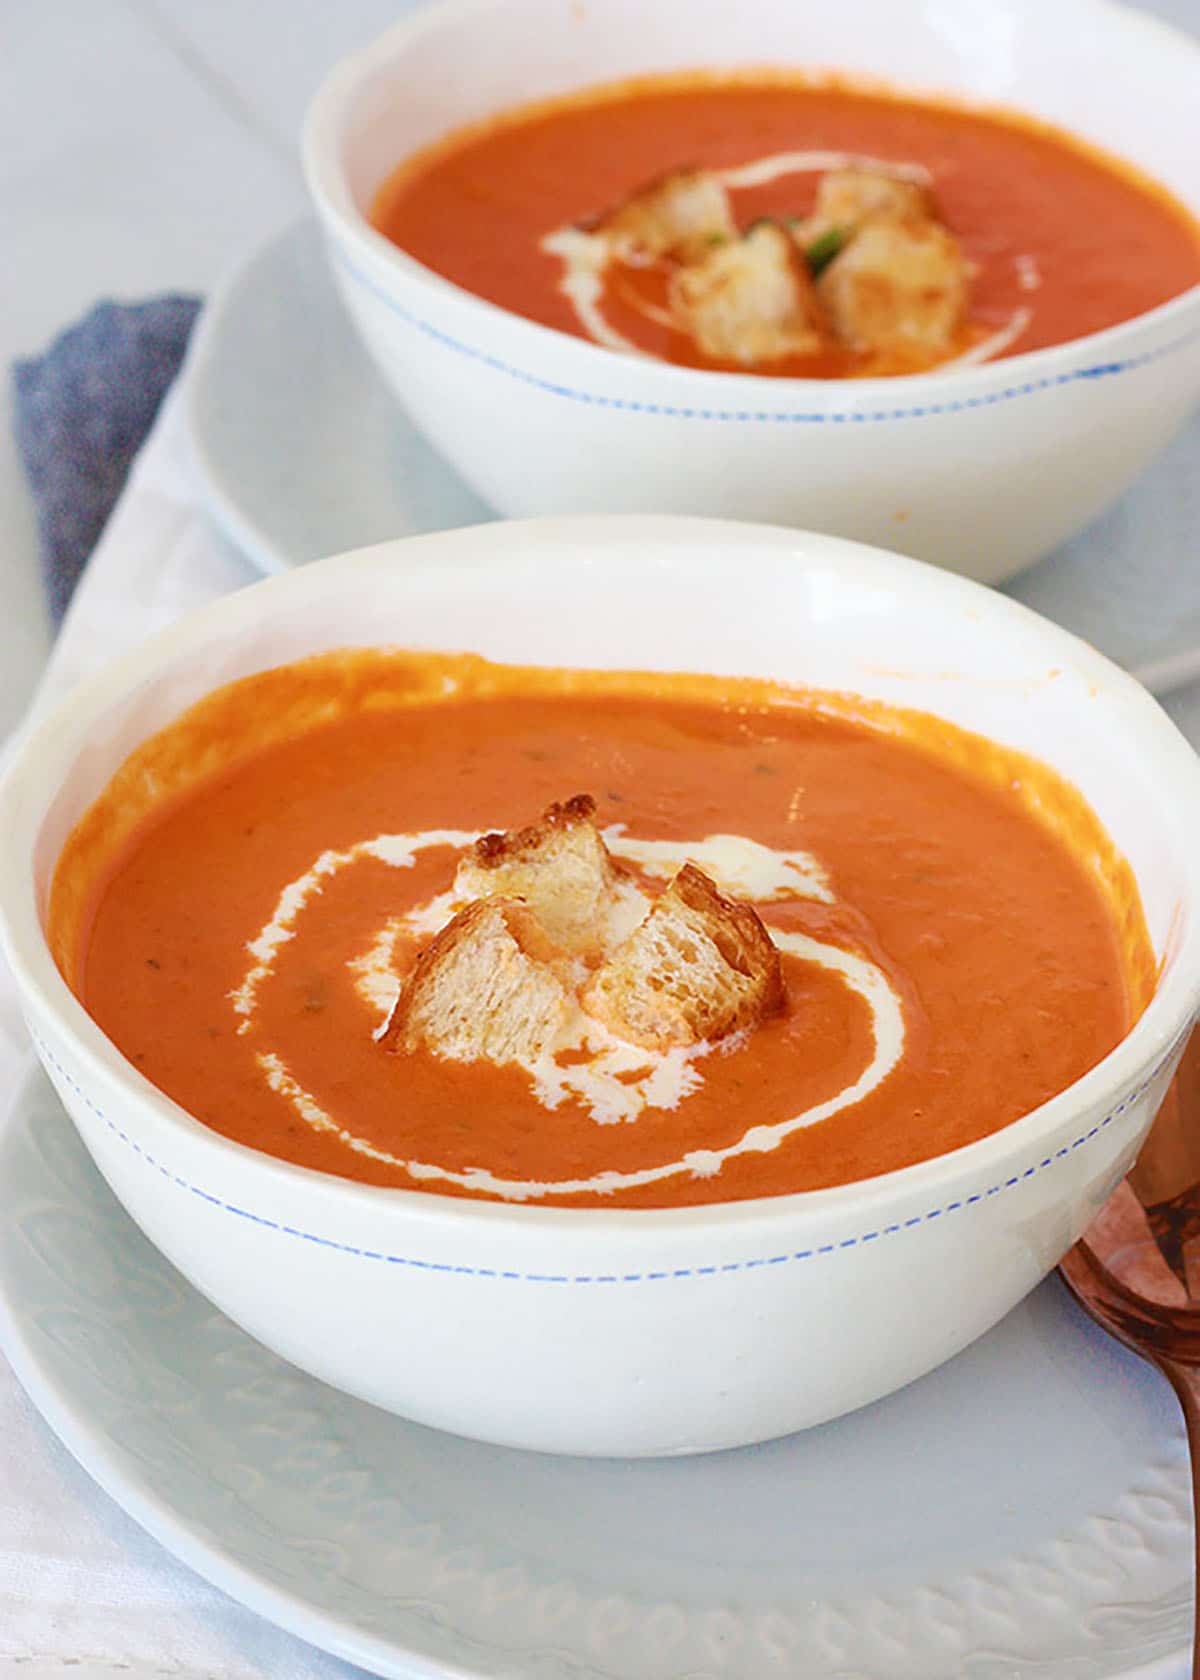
32 1028 1184 1283
336 250 1200 426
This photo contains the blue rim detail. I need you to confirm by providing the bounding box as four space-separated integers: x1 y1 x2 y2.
337 250 1200 426
33 1028 1185 1283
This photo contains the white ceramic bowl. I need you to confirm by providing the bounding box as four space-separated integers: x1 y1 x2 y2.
302 0 1200 586
3 517 1200 1457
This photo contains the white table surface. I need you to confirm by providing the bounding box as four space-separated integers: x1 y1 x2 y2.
3 2 1200 1675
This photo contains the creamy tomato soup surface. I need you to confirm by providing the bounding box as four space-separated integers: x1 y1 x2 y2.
372 71 1200 378
51 651 1152 1209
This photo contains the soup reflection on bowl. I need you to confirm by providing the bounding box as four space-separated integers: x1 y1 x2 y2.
302 0 1200 583
3 517 1200 1456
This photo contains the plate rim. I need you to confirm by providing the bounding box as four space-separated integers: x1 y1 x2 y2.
184 214 307 581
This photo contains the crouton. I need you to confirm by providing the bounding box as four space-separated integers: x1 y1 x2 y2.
802 167 935 241
669 221 828 365
382 898 571 1064
454 793 617 959
817 217 968 356
593 169 736 265
581 863 784 1051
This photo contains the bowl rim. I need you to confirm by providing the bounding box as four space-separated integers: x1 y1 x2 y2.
3 514 1200 1238
300 0 1200 403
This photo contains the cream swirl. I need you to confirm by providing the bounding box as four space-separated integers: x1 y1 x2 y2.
235 828 906 1200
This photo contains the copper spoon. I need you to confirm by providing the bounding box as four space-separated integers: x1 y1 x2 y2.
1060 1026 1200 1677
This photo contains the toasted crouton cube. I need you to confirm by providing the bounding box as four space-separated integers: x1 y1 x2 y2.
593 169 736 265
669 221 828 364
817 218 967 355
382 898 570 1064
804 167 934 240
581 863 784 1051
455 793 616 959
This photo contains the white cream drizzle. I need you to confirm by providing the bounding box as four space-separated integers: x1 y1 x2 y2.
529 990 708 1125
229 829 476 1032
348 918 413 1022
939 306 1032 369
605 827 833 903
401 886 464 941
235 824 907 1199
540 148 1030 372
1015 253 1042 293
541 228 648 356
714 151 932 191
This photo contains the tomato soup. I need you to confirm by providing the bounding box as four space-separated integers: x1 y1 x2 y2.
372 72 1200 378
52 652 1150 1209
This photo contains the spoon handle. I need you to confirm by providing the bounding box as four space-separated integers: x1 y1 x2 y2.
1155 1355 1200 1679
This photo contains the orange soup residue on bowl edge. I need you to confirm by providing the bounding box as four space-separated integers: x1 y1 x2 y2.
50 650 1154 1209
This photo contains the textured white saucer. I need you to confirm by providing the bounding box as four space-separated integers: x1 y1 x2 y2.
0 1061 1191 1679
187 220 1200 699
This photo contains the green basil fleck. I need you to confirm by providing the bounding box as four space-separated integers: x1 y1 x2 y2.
805 226 848 277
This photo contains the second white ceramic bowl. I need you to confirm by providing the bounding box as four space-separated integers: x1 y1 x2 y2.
2 518 1200 1455
303 0 1200 584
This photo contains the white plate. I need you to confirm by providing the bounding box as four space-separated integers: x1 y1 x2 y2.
0 1060 1192 1679
186 220 1200 699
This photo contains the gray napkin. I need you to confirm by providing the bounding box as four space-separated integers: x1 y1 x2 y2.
12 296 202 625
